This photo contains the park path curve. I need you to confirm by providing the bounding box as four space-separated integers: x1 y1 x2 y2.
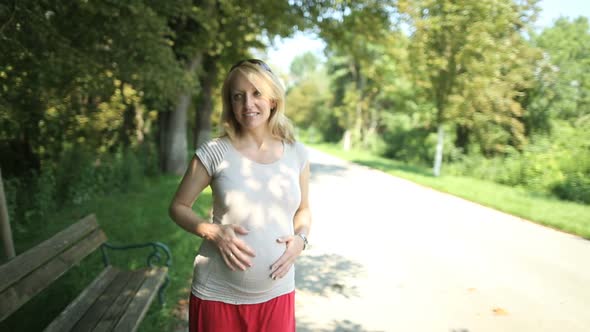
295 148 590 332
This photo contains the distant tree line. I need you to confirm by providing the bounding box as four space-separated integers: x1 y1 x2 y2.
285 0 590 203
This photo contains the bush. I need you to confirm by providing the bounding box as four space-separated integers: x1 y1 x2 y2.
446 120 590 203
4 142 160 233
553 172 590 203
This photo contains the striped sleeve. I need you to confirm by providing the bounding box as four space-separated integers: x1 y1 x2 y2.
195 138 229 176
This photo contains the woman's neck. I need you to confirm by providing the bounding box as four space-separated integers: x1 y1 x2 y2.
238 128 276 149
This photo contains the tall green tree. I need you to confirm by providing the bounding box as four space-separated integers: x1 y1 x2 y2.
399 0 541 175
285 52 336 141
529 17 590 126
319 0 397 150
0 0 184 176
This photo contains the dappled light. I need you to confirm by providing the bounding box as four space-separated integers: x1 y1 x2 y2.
295 253 365 299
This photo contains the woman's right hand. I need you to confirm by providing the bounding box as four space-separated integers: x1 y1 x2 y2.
211 224 256 271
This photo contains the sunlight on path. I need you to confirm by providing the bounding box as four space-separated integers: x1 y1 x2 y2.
296 148 590 332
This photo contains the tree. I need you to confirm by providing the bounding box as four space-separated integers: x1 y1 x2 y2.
529 17 590 125
285 52 336 141
0 0 184 176
319 0 397 150
399 0 541 175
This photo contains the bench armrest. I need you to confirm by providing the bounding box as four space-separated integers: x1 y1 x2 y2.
100 241 172 268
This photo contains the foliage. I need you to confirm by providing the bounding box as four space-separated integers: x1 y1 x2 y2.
318 0 398 149
399 0 542 156
446 120 590 203
286 52 340 142
0 0 185 178
5 143 160 237
530 17 590 122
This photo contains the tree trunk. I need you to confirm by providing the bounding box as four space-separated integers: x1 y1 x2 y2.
342 130 352 151
433 124 444 177
0 168 16 260
194 54 218 148
364 99 378 149
121 83 136 147
161 55 202 175
455 124 469 154
164 93 190 175
157 109 170 171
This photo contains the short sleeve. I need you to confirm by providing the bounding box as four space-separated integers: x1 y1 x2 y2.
294 141 309 172
195 138 230 177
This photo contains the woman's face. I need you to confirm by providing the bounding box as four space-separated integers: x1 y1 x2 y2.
229 72 276 133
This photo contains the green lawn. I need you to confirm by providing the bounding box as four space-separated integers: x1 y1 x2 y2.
1 175 209 332
310 142 590 240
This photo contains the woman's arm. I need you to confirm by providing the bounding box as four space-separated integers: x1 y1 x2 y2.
168 156 217 239
270 162 312 279
294 161 312 240
169 156 255 271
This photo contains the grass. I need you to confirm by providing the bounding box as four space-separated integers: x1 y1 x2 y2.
1 175 210 332
310 142 590 240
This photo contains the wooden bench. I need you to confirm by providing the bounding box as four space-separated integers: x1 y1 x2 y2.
0 214 171 331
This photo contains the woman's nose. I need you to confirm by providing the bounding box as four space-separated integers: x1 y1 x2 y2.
244 94 255 108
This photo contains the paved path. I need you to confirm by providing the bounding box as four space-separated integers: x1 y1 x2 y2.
295 149 590 332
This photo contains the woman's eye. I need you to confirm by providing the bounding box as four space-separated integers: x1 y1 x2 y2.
253 90 262 97
232 94 243 101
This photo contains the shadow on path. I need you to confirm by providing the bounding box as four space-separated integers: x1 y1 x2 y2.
297 318 384 332
295 253 365 299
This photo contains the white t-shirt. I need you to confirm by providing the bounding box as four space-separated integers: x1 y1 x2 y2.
191 136 309 304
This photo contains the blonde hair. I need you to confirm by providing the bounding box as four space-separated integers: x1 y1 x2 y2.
220 61 295 143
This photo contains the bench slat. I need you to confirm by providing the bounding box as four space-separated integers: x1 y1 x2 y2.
43 266 120 332
0 214 99 293
113 267 168 332
71 267 134 331
0 228 107 321
92 270 147 332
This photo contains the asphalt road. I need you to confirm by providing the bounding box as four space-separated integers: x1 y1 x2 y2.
294 148 590 332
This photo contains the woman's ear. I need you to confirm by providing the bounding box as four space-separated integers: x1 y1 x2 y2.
271 100 277 111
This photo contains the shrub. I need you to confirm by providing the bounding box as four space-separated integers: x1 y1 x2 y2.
4 142 160 233
553 172 590 203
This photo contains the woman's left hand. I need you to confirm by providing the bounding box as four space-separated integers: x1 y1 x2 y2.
270 235 305 280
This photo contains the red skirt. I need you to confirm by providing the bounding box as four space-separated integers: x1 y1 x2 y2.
188 292 295 332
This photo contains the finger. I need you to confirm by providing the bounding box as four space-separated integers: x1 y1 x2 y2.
221 252 236 271
232 225 250 235
273 260 294 279
276 236 290 243
270 253 289 275
234 239 256 257
228 251 248 271
271 249 297 277
230 245 253 268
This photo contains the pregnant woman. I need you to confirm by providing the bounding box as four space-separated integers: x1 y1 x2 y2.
169 59 312 332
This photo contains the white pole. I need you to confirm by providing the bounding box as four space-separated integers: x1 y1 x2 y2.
433 125 444 177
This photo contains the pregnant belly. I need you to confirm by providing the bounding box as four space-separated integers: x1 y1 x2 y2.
224 229 289 293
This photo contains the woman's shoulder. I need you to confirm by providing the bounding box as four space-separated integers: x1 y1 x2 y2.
198 136 231 154
288 140 307 154
286 140 309 170
195 136 232 176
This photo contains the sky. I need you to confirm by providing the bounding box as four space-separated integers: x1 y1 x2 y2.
266 0 590 74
